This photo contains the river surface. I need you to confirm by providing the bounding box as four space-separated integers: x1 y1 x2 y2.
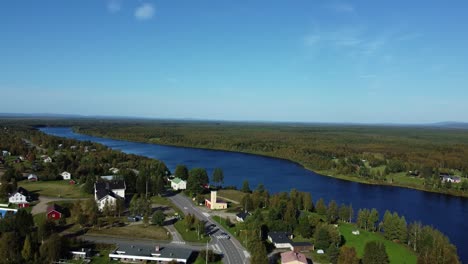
40 127 468 261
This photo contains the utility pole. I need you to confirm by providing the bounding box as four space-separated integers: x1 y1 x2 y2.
206 240 208 264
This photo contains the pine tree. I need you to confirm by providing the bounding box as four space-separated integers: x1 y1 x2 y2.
21 235 33 262
316 198 327 215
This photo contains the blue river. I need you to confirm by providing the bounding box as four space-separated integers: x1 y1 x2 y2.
40 127 468 261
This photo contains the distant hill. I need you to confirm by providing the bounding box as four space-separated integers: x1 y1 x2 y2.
429 122 468 129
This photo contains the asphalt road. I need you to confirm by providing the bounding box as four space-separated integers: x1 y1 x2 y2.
169 193 249 264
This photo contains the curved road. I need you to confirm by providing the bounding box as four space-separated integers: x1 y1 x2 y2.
169 193 249 264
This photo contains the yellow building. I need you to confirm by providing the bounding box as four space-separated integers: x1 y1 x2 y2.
205 191 227 210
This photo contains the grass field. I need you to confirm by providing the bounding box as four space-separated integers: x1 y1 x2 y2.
173 220 210 243
339 222 417 264
215 189 246 204
88 224 171 241
18 180 91 198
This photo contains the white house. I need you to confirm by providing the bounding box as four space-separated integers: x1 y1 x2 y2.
43 156 52 163
28 174 38 181
9 187 32 206
96 192 118 211
170 178 187 190
94 180 126 211
60 171 71 180
268 232 294 249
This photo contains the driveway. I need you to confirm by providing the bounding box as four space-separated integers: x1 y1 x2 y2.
31 196 86 215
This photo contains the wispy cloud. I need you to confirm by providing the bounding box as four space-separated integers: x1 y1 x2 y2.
135 3 155 20
107 0 122 13
328 2 355 13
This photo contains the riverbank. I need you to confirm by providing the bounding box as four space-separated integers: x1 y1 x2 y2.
72 126 468 198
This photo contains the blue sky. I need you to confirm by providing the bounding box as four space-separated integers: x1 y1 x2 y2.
1 0 468 123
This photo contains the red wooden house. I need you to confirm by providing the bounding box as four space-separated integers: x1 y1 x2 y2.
46 204 64 220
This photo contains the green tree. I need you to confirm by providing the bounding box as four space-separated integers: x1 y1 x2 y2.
83 176 95 194
367 208 379 232
327 200 339 223
241 180 251 193
357 209 367 230
38 220 56 243
338 246 359 264
174 164 189 180
328 244 340 264
362 241 389 264
249 240 268 264
40 234 67 263
284 201 297 231
316 198 327 215
187 168 209 195
302 192 314 211
0 232 21 264
241 194 253 212
152 210 166 226
314 225 331 249
21 235 33 262
212 168 224 186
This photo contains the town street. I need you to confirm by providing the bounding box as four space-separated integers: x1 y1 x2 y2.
169 193 249 264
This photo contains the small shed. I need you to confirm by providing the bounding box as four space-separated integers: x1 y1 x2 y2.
47 204 64 220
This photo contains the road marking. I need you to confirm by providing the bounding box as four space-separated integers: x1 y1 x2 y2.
183 207 188 210
170 241 186 245
202 212 210 217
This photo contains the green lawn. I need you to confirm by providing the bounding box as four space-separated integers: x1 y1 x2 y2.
88 223 171 241
173 220 210 243
215 189 246 204
339 222 417 264
18 180 91 198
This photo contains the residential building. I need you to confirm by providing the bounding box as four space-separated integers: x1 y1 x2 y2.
170 177 187 190
61 171 71 180
236 211 250 222
205 191 227 210
43 156 52 163
27 174 38 181
441 175 462 183
267 231 313 251
109 244 193 263
9 187 32 207
47 204 64 220
268 231 294 249
281 251 308 264
94 180 126 211
70 248 92 260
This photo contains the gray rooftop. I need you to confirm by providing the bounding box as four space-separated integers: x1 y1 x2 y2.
114 244 193 260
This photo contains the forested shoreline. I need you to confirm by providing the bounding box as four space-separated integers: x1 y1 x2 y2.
67 120 468 197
